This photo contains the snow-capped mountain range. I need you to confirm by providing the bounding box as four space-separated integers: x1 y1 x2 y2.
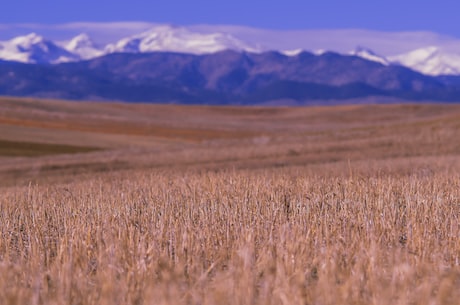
0 33 78 64
388 47 460 76
104 25 260 54
0 25 260 65
2 24 460 76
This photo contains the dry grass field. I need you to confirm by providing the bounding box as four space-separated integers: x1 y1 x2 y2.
0 97 459 304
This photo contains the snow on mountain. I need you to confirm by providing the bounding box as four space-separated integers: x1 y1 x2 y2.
348 45 460 76
0 27 261 64
63 33 104 60
3 23 456 55
281 49 332 56
313 49 328 56
281 45 460 76
389 46 460 76
0 33 78 64
350 46 389 65
281 49 304 56
105 25 261 55
3 25 460 77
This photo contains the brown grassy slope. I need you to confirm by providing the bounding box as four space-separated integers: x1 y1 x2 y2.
2 97 460 186
0 139 99 157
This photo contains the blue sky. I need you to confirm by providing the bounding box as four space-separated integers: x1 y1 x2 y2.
2 0 460 37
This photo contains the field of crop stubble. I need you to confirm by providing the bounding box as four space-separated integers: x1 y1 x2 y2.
0 97 459 304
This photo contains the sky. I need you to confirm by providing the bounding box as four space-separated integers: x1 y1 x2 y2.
2 0 460 37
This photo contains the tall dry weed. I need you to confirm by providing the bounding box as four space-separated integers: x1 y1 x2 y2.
0 170 459 304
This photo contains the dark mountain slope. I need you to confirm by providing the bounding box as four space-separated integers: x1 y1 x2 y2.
0 50 457 104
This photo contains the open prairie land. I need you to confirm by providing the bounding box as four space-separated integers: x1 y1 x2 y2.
0 97 459 304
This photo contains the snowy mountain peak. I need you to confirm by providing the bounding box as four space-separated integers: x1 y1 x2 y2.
314 49 327 56
0 32 77 64
281 49 304 56
66 33 93 50
350 46 389 65
105 25 261 55
389 46 460 76
10 33 47 48
64 33 104 60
